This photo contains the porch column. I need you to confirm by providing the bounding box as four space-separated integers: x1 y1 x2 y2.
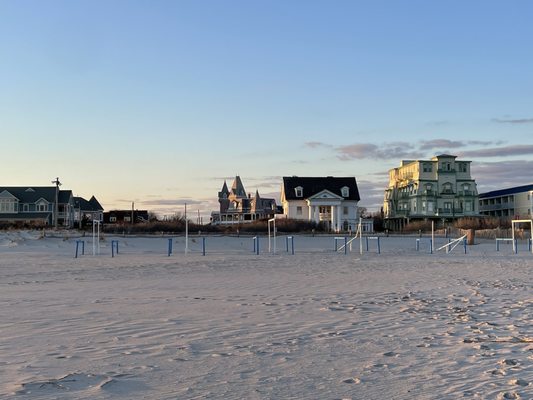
313 206 319 223
308 204 313 220
331 206 336 232
337 204 342 232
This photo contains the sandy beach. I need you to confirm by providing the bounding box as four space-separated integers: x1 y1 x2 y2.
1 231 532 399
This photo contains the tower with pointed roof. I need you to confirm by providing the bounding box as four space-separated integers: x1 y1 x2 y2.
218 180 230 213
211 176 278 224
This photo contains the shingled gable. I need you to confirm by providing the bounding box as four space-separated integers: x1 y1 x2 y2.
282 177 360 201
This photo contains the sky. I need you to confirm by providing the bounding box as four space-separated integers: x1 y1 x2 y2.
1 0 532 219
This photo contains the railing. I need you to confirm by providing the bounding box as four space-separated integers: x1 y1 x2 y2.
438 168 456 173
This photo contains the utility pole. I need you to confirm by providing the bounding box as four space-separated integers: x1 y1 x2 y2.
52 177 62 229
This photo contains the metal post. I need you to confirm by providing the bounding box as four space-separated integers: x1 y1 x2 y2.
168 238 173 256
377 237 381 254
202 237 206 256
429 239 433 254
75 241 79 258
344 237 347 255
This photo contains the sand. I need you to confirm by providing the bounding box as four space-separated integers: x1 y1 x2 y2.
1 231 532 399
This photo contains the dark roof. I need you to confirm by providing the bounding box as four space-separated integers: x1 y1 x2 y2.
74 195 104 211
0 187 72 204
479 184 533 199
282 176 360 201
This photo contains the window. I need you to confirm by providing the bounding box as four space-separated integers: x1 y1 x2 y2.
295 186 303 197
23 204 29 212
296 206 303 215
444 202 452 209
341 186 349 197
110 216 117 222
459 163 467 172
124 216 131 222
442 183 453 194
37 203 47 212
422 201 426 211
423 163 432 172
0 199 16 213
343 206 348 215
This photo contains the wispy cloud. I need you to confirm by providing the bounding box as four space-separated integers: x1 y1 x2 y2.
460 144 533 158
474 160 533 191
141 198 204 206
304 141 333 149
492 118 533 124
335 142 423 160
419 139 465 150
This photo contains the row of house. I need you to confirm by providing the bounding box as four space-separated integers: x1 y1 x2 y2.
212 175 366 232
213 154 533 232
0 186 150 227
0 186 103 227
3 156 532 230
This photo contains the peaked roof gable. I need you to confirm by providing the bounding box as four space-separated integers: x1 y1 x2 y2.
307 189 344 200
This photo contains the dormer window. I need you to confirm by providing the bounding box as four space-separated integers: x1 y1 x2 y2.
295 186 303 197
341 186 349 197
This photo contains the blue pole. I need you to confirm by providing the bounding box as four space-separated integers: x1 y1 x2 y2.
168 238 172 256
75 241 79 258
344 237 347 255
202 237 206 256
286 236 289 252
377 237 381 254
463 238 467 254
496 239 499 252
365 236 369 251
416 239 419 251
291 237 294 255
256 236 259 255
112 241 115 258
81 240 85 255
430 239 433 254
515 239 518 254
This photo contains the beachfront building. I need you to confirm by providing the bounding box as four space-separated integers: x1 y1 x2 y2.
103 209 149 224
479 184 533 219
73 196 104 228
0 186 75 227
280 176 361 232
383 154 479 231
211 176 278 225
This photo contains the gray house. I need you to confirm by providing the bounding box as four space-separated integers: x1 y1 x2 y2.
0 186 74 227
73 196 104 227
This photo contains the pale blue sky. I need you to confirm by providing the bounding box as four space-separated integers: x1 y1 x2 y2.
1 0 532 217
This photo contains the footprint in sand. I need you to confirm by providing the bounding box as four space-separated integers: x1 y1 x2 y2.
342 377 361 384
508 378 529 387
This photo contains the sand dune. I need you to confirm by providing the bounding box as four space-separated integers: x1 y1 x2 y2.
1 232 532 399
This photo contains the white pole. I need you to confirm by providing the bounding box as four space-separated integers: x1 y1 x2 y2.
268 220 271 252
92 220 96 256
359 217 363 255
185 203 188 254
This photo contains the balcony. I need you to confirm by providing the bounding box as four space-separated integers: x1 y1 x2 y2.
458 190 474 196
437 208 464 215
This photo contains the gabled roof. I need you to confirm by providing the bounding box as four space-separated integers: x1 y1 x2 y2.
479 183 533 199
0 187 72 204
282 177 360 201
74 195 104 211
